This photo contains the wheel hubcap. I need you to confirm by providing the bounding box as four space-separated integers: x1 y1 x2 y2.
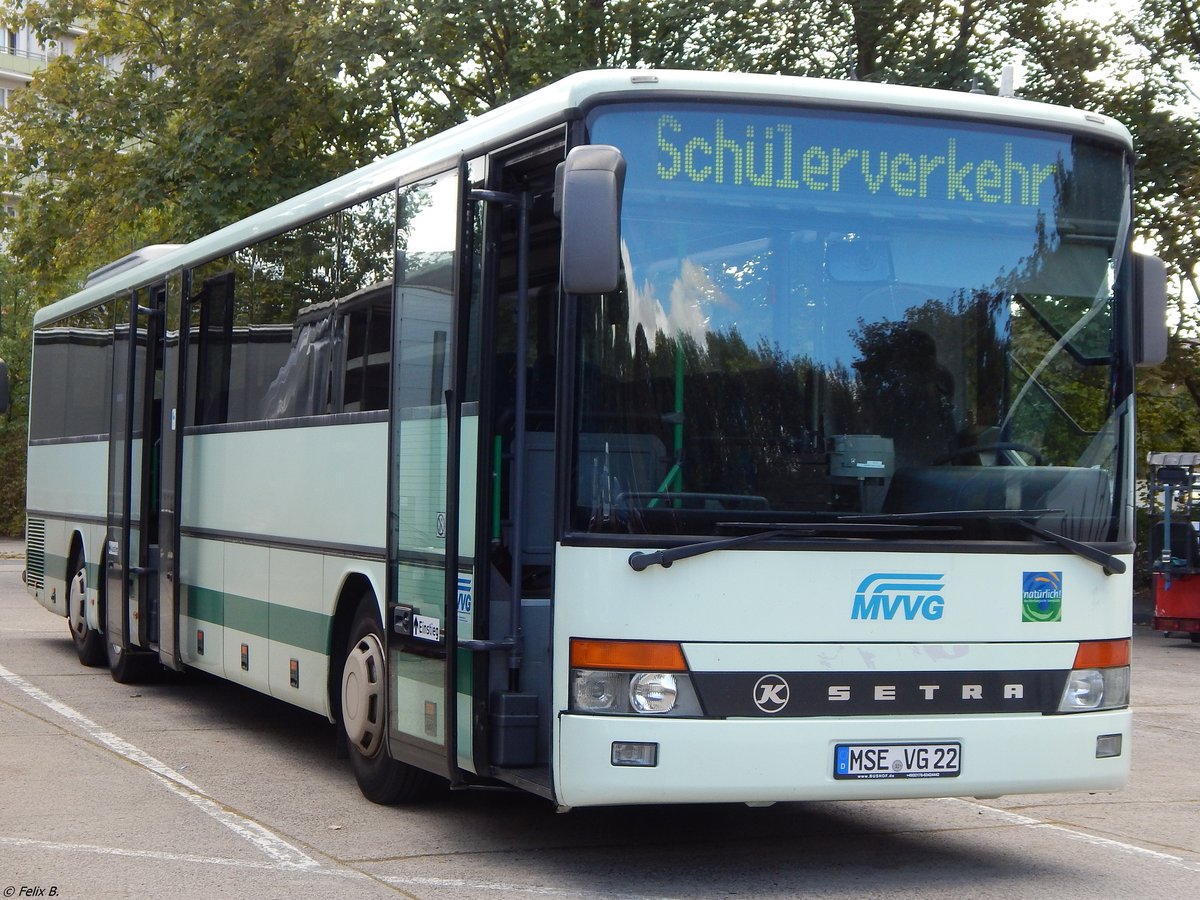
342 632 386 757
69 568 88 640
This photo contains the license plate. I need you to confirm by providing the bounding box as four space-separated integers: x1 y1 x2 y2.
834 742 960 780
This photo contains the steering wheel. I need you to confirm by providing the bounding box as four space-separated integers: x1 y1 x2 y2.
935 441 1045 466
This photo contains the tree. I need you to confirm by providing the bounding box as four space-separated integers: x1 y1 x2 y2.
333 0 789 145
0 1 367 302
0 256 38 534
2 0 1199 539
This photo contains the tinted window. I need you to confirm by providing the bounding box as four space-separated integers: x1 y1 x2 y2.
189 191 396 426
29 301 115 441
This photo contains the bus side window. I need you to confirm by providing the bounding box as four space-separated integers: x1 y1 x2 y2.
193 272 235 426
258 306 338 420
340 290 392 412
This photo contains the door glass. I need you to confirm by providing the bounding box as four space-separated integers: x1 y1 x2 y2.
106 292 151 649
389 170 459 749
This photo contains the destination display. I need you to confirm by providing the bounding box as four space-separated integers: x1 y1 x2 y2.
654 114 1060 207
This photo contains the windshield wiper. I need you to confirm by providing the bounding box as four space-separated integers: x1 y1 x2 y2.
627 510 1126 574
627 522 958 572
1013 520 1125 575
837 509 1126 575
836 508 1058 522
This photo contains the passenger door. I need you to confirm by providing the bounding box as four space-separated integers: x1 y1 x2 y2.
472 138 565 784
104 286 166 678
386 168 465 769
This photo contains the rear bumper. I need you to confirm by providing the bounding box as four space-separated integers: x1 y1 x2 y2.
556 709 1130 807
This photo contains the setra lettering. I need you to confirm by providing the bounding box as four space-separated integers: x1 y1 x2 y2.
827 682 1029 702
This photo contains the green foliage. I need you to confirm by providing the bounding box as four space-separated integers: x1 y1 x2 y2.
1 0 365 303
0 256 36 536
2 0 1200 534
333 0 778 144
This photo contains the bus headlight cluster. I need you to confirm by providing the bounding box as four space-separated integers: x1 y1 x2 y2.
1056 639 1131 713
571 669 702 716
568 638 703 716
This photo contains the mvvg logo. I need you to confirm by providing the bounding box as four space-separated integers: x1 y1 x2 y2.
852 573 946 621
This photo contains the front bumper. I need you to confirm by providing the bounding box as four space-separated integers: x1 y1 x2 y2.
556 709 1130 807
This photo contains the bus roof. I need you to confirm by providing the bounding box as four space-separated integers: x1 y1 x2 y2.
33 68 1134 327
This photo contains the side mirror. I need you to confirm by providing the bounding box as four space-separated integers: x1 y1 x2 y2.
556 145 626 295
0 358 8 414
1134 252 1168 367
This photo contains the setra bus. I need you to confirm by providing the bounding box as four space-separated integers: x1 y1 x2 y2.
24 70 1168 807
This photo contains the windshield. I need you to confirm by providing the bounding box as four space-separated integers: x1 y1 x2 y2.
570 102 1132 543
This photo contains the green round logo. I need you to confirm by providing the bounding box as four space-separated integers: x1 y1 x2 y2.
1022 571 1062 622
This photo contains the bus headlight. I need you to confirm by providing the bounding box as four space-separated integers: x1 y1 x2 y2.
572 670 625 712
629 673 678 714
1058 666 1129 712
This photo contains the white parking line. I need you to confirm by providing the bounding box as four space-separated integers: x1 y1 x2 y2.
0 834 361 878
0 835 687 898
0 662 321 871
942 797 1200 873
379 874 682 899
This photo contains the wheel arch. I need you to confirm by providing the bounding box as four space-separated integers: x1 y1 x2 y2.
65 529 87 586
327 570 383 724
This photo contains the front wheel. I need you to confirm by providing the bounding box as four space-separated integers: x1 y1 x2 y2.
67 550 106 667
341 599 439 804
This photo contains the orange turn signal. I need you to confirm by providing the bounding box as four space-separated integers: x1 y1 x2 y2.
570 638 688 672
1072 639 1130 669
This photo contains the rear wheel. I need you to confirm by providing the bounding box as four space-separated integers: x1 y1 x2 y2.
67 549 105 667
107 636 160 684
341 598 439 804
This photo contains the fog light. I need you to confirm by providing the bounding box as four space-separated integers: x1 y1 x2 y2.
1096 733 1123 758
629 673 678 714
611 741 658 767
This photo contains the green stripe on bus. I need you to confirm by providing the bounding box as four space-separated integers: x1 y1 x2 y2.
46 551 67 580
271 606 332 656
186 585 224 625
225 591 269 637
185 585 331 655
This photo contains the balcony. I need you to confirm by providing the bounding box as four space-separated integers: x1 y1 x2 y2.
0 45 53 80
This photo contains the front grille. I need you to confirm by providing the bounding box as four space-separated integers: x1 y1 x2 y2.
25 517 45 590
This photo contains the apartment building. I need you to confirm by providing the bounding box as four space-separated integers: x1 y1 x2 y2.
0 21 82 214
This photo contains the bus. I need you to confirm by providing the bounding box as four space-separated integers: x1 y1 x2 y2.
24 69 1168 808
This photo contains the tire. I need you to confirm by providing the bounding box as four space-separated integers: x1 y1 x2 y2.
341 598 440 804
107 636 160 684
67 549 106 667
105 585 161 684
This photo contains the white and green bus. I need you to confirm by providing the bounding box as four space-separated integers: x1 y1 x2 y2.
25 70 1167 807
